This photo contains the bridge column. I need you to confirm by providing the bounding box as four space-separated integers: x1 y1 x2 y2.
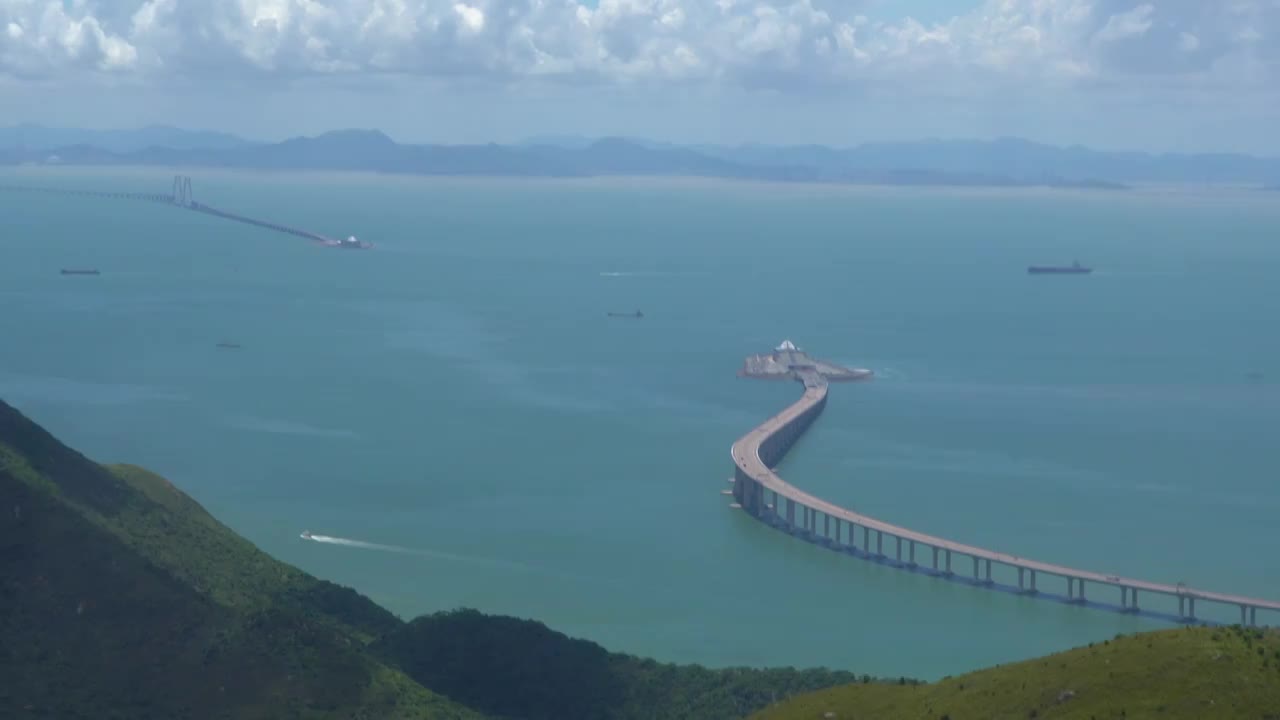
876 532 883 557
824 514 830 540
787 500 795 528
1030 570 1037 593
862 526 870 552
931 546 939 571
984 559 992 584
1067 578 1074 600
1079 581 1086 603
1251 607 1257 626
1018 567 1025 590
972 556 979 581
909 541 916 567
896 536 902 563
945 550 952 575
1121 587 1128 609
1131 589 1139 612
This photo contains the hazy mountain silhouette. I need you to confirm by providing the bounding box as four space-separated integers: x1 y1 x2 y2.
15 126 1280 187
699 137 1280 184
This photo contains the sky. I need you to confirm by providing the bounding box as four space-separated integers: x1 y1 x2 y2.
1 0 1278 153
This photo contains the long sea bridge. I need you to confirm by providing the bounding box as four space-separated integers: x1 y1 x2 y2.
0 175 362 247
729 341 1279 627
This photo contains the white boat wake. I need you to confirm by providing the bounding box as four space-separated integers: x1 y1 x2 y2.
299 531 585 580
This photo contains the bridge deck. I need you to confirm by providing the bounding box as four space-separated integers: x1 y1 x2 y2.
0 179 338 246
731 379 1280 616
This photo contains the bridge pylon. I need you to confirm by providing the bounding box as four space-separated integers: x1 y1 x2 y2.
172 175 193 207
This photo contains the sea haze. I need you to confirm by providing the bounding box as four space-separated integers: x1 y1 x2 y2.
1 169 1278 680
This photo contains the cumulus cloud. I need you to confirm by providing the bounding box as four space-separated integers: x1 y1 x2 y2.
0 0 1277 93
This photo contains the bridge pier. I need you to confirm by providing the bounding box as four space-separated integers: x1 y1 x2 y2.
1178 596 1196 620
824 514 830 539
909 541 916 567
984 559 993 584
971 556 979 582
945 549 952 575
876 532 883 558
896 536 903 564
931 546 939 571
863 526 870 553
1252 607 1258 626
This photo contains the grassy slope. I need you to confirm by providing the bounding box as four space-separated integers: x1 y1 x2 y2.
375 609 865 720
751 626 1280 720
0 399 481 720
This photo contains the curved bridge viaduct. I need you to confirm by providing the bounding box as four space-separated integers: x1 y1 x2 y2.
730 345 1279 627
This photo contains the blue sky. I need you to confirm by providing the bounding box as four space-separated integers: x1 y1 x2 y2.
1 1 1278 153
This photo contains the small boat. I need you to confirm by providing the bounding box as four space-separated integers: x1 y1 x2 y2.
607 310 644 319
300 530 313 540
60 268 100 276
1028 261 1091 275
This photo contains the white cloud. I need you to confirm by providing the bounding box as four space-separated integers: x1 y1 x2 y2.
0 0 1276 94
1093 3 1154 43
454 3 485 34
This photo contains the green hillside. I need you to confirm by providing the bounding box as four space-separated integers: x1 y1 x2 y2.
0 399 481 720
0 399 863 718
376 609 863 720
750 625 1280 720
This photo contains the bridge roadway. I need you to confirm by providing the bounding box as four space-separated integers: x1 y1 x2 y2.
0 177 338 245
730 373 1280 626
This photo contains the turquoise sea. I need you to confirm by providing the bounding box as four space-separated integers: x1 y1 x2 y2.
2 168 1278 680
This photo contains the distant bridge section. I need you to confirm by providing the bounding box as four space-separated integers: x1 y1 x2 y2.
730 341 1279 627
0 175 360 248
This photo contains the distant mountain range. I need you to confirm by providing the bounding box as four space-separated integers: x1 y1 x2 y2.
4 124 1280 188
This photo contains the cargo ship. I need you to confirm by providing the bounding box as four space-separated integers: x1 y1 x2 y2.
1028 261 1091 275
607 310 644 319
60 268 100 276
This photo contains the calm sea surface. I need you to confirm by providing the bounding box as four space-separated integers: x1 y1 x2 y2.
2 168 1278 679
